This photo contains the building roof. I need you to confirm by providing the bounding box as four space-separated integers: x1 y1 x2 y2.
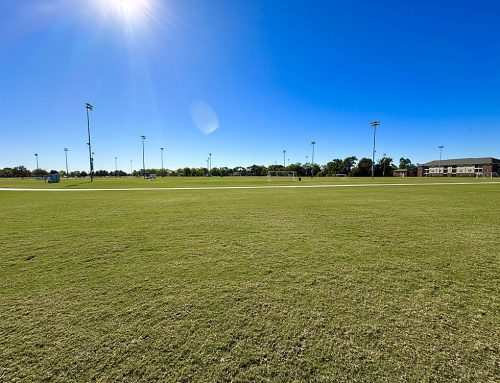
424 157 500 166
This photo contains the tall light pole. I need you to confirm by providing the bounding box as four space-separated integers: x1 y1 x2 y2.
34 153 39 170
305 155 308 176
160 147 164 176
141 135 146 179
209 153 212 176
130 160 133 175
64 148 69 176
310 141 316 177
207 158 209 175
438 145 444 177
283 150 286 167
370 121 380 178
115 157 118 175
85 103 94 182
382 152 386 177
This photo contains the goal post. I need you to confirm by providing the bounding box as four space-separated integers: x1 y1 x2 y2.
267 170 297 180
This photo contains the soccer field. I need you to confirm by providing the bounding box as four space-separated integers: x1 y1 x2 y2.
1 179 499 382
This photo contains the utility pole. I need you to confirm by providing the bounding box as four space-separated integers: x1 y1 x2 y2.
310 141 316 177
85 103 94 182
370 121 380 178
209 153 212 176
438 145 444 177
160 147 164 176
141 136 146 179
64 148 69 176
382 152 386 177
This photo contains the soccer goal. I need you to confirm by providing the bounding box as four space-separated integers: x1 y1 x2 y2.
267 170 297 180
475 173 499 179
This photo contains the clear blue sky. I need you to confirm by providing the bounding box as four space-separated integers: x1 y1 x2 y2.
1 0 499 171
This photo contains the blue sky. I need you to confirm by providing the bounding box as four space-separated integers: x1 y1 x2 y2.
1 0 499 171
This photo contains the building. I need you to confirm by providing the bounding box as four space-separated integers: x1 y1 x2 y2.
417 157 500 177
393 169 408 177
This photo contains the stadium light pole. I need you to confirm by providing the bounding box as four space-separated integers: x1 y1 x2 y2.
382 152 387 177
438 145 444 177
130 160 133 175
115 157 118 175
34 153 39 170
160 147 164 176
141 135 146 179
370 121 380 178
283 150 286 167
305 155 308 176
209 153 212 176
310 141 316 177
64 148 69 176
85 103 94 182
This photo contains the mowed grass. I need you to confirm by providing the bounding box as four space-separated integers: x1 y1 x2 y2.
0 175 499 189
0 182 499 382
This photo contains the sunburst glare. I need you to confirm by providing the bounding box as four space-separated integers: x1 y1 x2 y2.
91 0 166 37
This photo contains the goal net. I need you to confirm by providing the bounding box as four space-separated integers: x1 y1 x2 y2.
476 172 499 179
267 171 297 180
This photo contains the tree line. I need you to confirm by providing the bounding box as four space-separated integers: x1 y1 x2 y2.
0 157 418 178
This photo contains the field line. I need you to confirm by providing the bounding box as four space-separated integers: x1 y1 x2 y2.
1 181 499 192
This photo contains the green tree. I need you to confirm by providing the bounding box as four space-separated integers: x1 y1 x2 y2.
378 156 394 176
325 159 344 175
354 158 373 176
399 157 412 169
343 156 358 175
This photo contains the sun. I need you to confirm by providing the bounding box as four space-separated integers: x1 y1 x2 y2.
106 0 145 20
93 0 159 32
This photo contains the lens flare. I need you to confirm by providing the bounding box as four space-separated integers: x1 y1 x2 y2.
92 0 162 35
190 100 220 135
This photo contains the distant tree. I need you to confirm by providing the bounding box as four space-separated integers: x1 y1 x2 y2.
246 165 267 176
0 167 13 178
95 170 109 177
378 157 394 176
80 171 88 177
353 158 373 176
267 164 285 172
325 159 344 175
399 157 412 169
343 156 358 175
32 168 49 177
11 166 31 178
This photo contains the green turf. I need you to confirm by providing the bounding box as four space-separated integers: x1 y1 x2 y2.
1 181 499 382
0 175 498 189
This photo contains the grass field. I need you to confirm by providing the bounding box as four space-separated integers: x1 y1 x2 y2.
1 178 499 382
0 175 499 189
